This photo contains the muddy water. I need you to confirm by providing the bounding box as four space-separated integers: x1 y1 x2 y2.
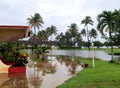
1 49 117 88
0 56 82 88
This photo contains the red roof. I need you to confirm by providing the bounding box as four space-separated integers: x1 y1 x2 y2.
0 25 30 32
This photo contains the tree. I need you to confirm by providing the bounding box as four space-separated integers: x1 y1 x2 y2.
97 10 118 62
27 13 44 35
89 28 97 42
68 23 79 46
46 25 57 41
81 16 93 51
37 30 48 41
81 28 86 37
112 10 120 46
93 41 102 48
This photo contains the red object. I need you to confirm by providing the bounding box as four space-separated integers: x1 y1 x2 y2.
84 64 88 68
0 25 30 32
8 72 26 79
8 66 26 73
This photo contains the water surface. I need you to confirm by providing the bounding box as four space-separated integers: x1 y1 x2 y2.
0 55 82 88
49 50 120 61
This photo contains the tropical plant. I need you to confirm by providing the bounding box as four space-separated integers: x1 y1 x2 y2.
46 25 57 41
81 28 86 37
81 16 93 51
34 46 49 60
112 10 120 46
37 30 48 41
97 10 118 62
27 13 44 35
93 41 102 48
68 23 79 46
0 42 28 67
89 28 97 42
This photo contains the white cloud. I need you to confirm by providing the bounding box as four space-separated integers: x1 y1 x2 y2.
0 0 120 42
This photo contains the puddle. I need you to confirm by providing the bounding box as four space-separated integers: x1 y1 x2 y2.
0 56 82 88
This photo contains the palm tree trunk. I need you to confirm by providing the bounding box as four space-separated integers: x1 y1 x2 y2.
86 25 90 51
111 44 114 62
110 32 114 62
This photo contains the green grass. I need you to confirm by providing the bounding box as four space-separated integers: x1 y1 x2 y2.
79 48 120 55
57 58 120 88
105 48 120 55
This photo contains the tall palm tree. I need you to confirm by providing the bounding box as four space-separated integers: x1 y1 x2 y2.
97 10 118 62
27 13 44 36
81 16 93 51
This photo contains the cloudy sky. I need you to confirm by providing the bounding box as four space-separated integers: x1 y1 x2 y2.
0 0 120 41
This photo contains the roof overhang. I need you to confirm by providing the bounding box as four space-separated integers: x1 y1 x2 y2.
0 25 30 42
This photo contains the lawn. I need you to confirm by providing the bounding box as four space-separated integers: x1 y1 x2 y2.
57 58 120 88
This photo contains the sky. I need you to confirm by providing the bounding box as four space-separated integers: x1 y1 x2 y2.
0 0 120 42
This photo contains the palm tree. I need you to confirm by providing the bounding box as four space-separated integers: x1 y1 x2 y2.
37 30 48 41
75 33 82 47
97 10 118 62
81 28 86 37
89 28 97 42
81 16 93 51
68 23 79 46
46 25 57 43
27 13 44 36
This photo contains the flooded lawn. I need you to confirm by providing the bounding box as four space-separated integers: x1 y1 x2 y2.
0 56 82 88
1 49 119 88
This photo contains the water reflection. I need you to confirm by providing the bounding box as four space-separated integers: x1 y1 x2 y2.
0 73 28 88
56 56 81 75
0 55 82 88
26 56 82 88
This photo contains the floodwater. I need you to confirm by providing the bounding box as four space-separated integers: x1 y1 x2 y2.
49 50 120 61
1 49 119 88
0 55 82 88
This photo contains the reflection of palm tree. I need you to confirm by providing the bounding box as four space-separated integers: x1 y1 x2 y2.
29 72 43 88
68 61 80 75
0 78 28 88
56 56 80 75
35 60 56 76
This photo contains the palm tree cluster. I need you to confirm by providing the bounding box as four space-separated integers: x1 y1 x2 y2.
27 13 98 48
81 16 97 50
27 10 120 62
37 25 57 41
56 23 82 47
